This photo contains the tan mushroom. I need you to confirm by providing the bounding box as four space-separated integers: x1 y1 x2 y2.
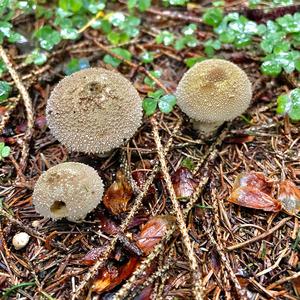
46 68 142 154
176 59 252 132
33 162 104 221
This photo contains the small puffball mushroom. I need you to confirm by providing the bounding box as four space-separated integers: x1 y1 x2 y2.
33 162 104 221
176 59 252 132
12 232 30 250
46 68 142 154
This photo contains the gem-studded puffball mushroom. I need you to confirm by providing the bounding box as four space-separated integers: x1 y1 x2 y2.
46 68 142 153
33 162 104 221
176 59 252 131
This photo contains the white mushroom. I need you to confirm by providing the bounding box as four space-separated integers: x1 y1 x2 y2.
33 162 104 221
46 68 143 154
176 59 252 132
12 232 30 250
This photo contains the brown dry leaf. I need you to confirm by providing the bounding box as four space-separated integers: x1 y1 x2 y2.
228 186 282 212
278 180 300 215
103 170 133 215
233 171 273 195
98 211 120 235
82 246 107 266
292 276 300 296
172 167 198 199
92 257 139 293
136 215 176 255
224 134 255 144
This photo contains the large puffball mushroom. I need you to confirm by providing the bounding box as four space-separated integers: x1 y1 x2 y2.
33 162 104 221
176 59 252 132
46 68 142 154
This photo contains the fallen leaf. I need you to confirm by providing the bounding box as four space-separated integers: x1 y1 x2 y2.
172 167 198 199
224 134 255 144
136 215 176 255
278 180 300 215
228 186 282 212
233 172 273 195
82 246 107 266
133 285 153 300
292 275 300 295
103 170 133 215
92 257 139 293
98 211 120 235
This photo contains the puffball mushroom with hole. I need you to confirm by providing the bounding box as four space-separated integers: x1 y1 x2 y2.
33 162 104 221
176 59 252 132
46 68 143 154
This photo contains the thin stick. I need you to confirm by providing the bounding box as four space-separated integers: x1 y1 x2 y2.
151 118 204 300
113 226 175 300
92 39 170 94
0 45 34 174
227 217 291 251
72 119 181 299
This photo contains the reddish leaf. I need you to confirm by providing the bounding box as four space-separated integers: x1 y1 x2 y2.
98 211 120 235
278 180 300 215
132 160 156 197
103 170 133 215
233 172 273 195
92 257 139 293
172 167 198 199
136 215 176 255
132 160 152 188
133 285 153 300
82 246 107 266
292 276 300 295
228 186 282 212
224 134 255 144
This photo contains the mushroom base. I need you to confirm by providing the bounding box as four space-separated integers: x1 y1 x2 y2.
192 120 223 133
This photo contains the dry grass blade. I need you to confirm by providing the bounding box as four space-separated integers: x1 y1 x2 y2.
151 117 204 300
0 45 34 174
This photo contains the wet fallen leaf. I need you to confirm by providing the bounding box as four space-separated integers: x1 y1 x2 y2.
228 186 282 212
98 211 120 235
92 257 139 293
278 180 300 215
172 167 198 199
103 170 133 215
224 134 255 144
133 285 153 300
292 275 300 295
136 215 176 255
233 172 273 195
132 160 152 188
82 246 107 266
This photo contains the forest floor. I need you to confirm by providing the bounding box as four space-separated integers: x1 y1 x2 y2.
0 1 300 300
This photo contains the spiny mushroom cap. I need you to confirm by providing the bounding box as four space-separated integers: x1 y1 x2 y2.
33 162 104 221
46 68 142 154
176 59 252 123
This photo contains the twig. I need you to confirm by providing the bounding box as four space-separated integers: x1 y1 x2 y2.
92 39 170 93
113 226 175 300
210 187 247 300
151 117 204 300
267 271 300 289
256 246 289 277
227 217 291 251
0 45 34 174
72 119 181 299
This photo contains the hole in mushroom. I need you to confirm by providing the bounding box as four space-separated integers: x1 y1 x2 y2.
50 201 67 217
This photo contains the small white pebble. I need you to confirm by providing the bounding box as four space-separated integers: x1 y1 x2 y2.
31 220 40 228
12 232 30 250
